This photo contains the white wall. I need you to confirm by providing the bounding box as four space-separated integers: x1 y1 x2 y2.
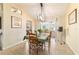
2 3 37 49
65 4 79 54
2 4 28 49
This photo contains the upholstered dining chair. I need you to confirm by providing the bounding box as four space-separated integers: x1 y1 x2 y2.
29 31 46 54
28 32 38 55
35 31 45 49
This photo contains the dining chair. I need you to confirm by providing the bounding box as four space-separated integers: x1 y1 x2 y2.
35 31 45 49
28 32 38 55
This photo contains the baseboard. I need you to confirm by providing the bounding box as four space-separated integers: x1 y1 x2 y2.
3 40 25 50
66 41 77 55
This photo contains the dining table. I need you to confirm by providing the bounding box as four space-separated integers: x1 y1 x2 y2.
37 33 49 41
37 32 51 54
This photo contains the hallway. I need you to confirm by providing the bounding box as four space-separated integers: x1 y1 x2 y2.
0 38 74 55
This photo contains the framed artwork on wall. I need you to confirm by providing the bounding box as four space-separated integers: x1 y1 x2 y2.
11 16 22 28
68 9 77 25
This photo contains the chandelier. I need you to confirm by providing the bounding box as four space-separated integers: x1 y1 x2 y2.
38 3 45 22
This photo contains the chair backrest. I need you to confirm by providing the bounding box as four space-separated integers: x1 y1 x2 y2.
29 32 38 44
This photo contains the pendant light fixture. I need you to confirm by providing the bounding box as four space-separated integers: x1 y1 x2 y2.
38 3 45 22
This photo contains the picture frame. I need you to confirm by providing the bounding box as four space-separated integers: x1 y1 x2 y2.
68 9 77 25
11 16 22 28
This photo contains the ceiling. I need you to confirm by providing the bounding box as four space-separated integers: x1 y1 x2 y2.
16 3 69 20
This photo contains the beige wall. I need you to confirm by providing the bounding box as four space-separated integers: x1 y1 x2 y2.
57 15 66 27
2 3 36 49
65 4 79 54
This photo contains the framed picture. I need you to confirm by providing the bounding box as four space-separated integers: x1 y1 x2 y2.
26 20 32 31
68 9 77 25
11 16 22 28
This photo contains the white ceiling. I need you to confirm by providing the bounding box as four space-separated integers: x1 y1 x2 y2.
16 3 69 19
